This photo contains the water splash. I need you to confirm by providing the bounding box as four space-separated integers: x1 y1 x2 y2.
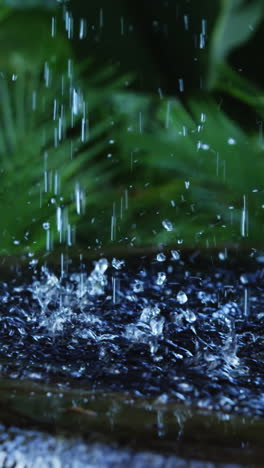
0 254 264 417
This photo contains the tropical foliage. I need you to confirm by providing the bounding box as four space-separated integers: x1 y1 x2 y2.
0 0 264 255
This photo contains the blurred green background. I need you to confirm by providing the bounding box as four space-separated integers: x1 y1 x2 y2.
0 0 264 256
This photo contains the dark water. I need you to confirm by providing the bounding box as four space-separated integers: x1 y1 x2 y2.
0 253 264 417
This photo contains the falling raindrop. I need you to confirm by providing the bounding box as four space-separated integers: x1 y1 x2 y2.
162 219 173 231
178 78 184 93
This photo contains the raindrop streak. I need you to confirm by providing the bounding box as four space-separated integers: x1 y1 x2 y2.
183 15 189 31
241 195 248 237
165 101 171 128
178 78 184 93
120 16 124 35
51 17 56 37
139 112 143 133
79 18 87 39
111 204 116 241
99 8 104 28
162 219 173 231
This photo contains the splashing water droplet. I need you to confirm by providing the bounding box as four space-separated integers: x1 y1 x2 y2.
42 222 50 230
171 250 180 261
162 219 173 231
140 305 160 323
133 280 144 293
177 290 188 304
240 274 248 285
156 272 166 285
94 258 108 275
112 258 125 270
156 253 166 262
184 309 196 323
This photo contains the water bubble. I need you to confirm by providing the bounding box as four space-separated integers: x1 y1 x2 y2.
42 222 50 230
156 272 166 285
156 253 166 262
162 219 173 231
177 290 188 304
112 258 125 270
171 250 180 261
228 138 236 145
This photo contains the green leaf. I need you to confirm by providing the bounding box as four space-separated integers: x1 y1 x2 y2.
212 64 264 118
118 93 264 247
208 0 263 88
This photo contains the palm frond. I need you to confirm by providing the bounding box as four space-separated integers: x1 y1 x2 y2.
0 62 125 254
116 94 264 247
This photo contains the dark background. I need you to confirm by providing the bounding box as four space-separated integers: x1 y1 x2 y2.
69 0 263 98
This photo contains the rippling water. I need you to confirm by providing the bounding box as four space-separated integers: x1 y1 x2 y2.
0 253 263 417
